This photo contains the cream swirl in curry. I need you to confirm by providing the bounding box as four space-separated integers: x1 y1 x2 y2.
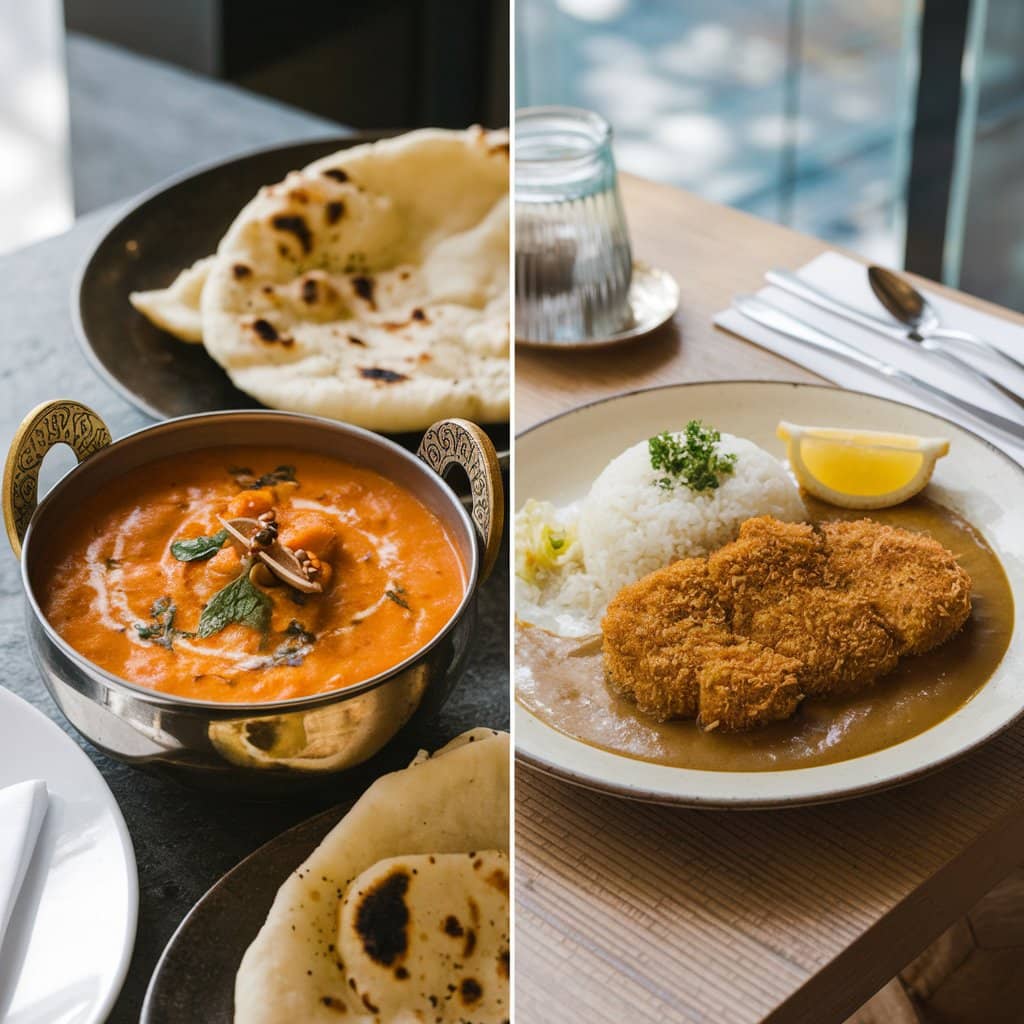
42 447 465 703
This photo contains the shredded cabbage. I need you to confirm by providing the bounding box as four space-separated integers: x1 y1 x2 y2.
514 499 578 584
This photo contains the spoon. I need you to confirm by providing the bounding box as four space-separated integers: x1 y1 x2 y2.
868 265 1024 374
218 516 323 594
767 268 1024 410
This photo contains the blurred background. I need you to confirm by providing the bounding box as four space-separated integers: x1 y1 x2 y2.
4 2 1023 311
516 0 1024 311
0 0 508 250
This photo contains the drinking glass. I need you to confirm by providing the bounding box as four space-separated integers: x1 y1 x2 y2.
515 106 633 344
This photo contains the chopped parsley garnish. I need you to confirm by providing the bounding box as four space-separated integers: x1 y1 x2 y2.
255 465 296 487
246 620 316 669
231 465 297 490
283 619 316 644
135 596 193 649
648 421 737 492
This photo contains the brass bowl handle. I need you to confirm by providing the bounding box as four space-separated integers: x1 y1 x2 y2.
3 400 112 558
417 419 504 584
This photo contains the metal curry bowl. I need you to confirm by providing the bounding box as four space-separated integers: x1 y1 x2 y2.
3 401 502 791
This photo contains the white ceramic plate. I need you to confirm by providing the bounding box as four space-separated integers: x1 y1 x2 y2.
0 686 137 1023
514 381 1024 807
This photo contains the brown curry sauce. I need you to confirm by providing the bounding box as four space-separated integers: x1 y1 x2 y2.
516 497 1014 772
42 446 465 703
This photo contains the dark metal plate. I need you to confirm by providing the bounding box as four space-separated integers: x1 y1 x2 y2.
140 802 350 1024
74 134 510 459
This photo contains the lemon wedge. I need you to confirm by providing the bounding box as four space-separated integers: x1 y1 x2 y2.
776 421 950 509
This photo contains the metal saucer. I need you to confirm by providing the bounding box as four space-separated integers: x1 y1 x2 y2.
516 260 680 350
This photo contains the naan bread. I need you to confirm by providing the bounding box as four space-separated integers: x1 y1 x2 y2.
188 128 507 432
338 850 509 1022
234 729 509 1023
129 255 213 342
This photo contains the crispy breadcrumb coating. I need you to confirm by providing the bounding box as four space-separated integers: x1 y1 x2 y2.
602 516 972 731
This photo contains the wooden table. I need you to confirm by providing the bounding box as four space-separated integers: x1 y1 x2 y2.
514 174 1024 1024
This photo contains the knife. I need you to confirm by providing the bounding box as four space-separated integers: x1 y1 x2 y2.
732 295 1024 444
766 269 1024 410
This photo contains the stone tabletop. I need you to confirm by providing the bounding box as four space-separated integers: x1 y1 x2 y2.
1 41 508 1023
66 33 340 215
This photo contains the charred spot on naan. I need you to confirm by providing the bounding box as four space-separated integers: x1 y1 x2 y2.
257 271 350 324
483 865 509 897
325 200 345 225
460 977 483 1005
353 868 411 966
360 367 407 383
271 213 314 255
351 274 376 309
249 318 294 347
322 167 350 183
232 263 252 279
381 307 432 331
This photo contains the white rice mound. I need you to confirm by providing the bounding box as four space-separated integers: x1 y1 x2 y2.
578 432 805 599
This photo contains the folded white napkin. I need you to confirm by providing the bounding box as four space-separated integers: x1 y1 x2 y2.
714 250 1024 464
0 780 48 950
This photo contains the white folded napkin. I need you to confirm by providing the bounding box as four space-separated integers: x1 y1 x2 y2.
714 250 1024 464
0 780 48 951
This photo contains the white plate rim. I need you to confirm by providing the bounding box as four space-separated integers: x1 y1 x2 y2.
514 379 1024 808
0 685 138 1021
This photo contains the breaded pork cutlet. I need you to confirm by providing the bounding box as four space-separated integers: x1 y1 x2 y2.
602 516 972 732
821 520 973 655
602 558 804 728
707 518 900 699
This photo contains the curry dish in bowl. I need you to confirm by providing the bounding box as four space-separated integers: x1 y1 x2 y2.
6 400 501 785
42 447 466 704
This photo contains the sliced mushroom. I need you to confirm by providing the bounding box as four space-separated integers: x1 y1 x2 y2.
218 516 324 594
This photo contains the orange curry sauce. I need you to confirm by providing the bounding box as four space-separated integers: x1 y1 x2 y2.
42 447 466 702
